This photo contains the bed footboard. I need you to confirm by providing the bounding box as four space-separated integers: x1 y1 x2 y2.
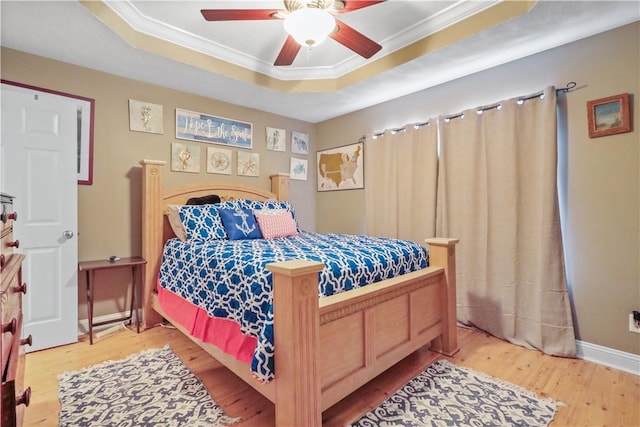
267 238 458 427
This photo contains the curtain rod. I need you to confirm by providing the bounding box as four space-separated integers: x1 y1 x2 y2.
371 82 577 136
557 81 577 93
371 121 430 138
445 82 578 121
515 82 577 104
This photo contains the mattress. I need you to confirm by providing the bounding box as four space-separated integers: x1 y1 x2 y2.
158 231 428 382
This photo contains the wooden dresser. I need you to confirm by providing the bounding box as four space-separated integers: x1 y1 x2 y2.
1 193 31 427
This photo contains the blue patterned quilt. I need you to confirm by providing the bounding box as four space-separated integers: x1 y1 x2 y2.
159 232 428 382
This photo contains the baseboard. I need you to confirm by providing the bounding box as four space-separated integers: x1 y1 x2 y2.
576 340 640 376
77 311 133 335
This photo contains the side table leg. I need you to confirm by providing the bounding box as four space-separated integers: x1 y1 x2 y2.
134 265 140 333
87 270 94 345
129 266 135 329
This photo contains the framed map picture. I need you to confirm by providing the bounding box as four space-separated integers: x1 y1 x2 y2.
317 142 364 191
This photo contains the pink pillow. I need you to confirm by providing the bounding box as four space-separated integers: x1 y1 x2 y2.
255 210 298 239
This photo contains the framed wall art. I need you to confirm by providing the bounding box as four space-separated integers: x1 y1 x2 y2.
129 99 163 134
1 79 95 185
207 147 232 175
237 151 259 177
171 142 200 173
291 131 309 155
176 108 252 149
290 158 308 181
317 142 364 191
266 127 286 151
587 93 632 138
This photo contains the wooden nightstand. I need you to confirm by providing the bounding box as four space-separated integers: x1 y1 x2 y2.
78 257 147 344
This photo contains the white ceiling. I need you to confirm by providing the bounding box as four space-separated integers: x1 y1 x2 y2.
1 1 638 123
106 0 500 80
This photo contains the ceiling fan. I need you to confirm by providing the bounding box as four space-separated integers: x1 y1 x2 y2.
201 0 385 66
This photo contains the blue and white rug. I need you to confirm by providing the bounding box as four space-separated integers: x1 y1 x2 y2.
351 359 561 427
58 345 238 427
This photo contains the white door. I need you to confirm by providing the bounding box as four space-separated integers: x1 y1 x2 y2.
1 86 78 351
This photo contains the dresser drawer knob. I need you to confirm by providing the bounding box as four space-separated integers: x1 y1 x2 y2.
0 211 17 223
7 239 19 248
14 283 27 294
15 387 31 407
20 335 33 347
2 318 17 335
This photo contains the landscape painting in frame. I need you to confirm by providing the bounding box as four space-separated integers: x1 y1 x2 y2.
587 92 632 138
176 108 252 149
171 142 200 173
290 158 308 181
317 142 364 191
237 151 259 177
266 127 286 151
207 147 232 175
291 131 309 155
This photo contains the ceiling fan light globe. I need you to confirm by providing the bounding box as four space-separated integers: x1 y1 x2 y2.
284 8 336 48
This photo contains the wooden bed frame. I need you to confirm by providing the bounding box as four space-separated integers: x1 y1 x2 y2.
140 159 459 426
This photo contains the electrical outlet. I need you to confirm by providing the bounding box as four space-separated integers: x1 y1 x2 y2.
629 313 640 334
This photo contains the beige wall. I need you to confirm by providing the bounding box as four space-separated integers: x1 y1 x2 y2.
1 47 316 320
2 22 638 356
316 22 640 355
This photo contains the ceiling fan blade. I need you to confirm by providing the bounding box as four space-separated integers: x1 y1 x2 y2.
201 9 280 21
330 19 382 59
274 35 302 66
336 0 385 13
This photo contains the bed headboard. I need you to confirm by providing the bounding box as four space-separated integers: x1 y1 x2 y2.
139 159 289 328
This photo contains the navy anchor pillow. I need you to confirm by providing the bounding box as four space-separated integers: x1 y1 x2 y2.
218 207 262 240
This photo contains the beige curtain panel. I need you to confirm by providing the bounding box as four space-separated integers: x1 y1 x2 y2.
365 124 438 244
436 86 576 357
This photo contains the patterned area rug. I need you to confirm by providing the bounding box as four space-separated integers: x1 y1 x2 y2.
351 359 561 427
58 345 238 427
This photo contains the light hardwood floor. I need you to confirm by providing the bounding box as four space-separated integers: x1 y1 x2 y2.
24 325 639 426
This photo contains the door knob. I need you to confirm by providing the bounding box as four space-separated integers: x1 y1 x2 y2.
63 230 74 239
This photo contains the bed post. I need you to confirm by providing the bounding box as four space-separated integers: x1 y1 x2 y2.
140 159 166 329
425 238 460 356
267 260 324 427
270 173 289 201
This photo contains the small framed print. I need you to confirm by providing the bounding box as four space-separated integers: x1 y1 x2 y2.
290 158 308 181
587 93 632 138
266 127 286 151
207 147 232 175
171 142 200 173
237 151 260 177
129 99 163 134
291 131 309 154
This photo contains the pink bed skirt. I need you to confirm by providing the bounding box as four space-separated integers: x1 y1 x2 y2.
157 284 256 364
